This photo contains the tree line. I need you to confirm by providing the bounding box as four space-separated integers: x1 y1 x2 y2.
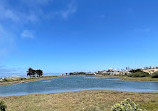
27 68 43 77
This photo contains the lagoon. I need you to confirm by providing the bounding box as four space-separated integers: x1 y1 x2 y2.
0 76 158 96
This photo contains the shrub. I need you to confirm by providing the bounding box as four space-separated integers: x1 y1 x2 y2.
128 71 150 77
0 100 7 111
111 98 142 111
2 78 8 82
102 73 110 76
152 71 158 78
129 69 142 73
20 77 27 80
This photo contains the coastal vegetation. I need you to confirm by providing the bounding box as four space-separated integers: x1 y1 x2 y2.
151 71 158 78
27 68 43 77
97 74 158 82
128 69 150 77
119 76 158 82
111 98 142 111
98 69 158 82
0 90 158 111
69 72 94 75
0 76 58 86
0 68 61 86
69 72 87 75
123 69 158 82
68 69 158 82
0 100 7 111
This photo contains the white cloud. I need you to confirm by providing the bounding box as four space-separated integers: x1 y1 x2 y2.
27 14 39 23
0 0 77 24
0 4 19 22
21 30 34 39
0 0 52 24
0 24 14 44
0 0 78 43
0 65 17 73
0 24 15 57
61 0 77 19
4 9 20 22
21 0 52 6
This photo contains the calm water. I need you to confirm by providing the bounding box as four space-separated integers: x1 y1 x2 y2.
0 76 158 96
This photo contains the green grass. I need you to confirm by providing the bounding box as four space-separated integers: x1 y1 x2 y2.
97 75 158 82
0 90 158 111
119 76 158 82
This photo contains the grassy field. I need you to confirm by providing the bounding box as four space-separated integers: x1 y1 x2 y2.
0 90 158 111
96 75 158 82
119 76 158 82
0 76 58 86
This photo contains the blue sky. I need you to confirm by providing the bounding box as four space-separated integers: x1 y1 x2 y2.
0 0 158 74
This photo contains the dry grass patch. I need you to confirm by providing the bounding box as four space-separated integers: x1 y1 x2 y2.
0 90 158 111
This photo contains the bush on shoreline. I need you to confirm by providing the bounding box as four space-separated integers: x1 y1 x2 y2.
128 69 150 77
69 72 94 75
152 71 158 78
0 100 7 111
128 72 150 77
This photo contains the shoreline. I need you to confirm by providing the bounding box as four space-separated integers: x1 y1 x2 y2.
94 74 158 82
0 76 59 86
1 89 158 97
1 75 158 87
